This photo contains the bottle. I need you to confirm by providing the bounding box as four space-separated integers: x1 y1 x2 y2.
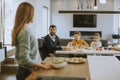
67 42 73 51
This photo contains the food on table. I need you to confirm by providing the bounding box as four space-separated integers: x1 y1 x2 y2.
52 57 67 68
96 47 102 51
68 57 86 63
53 57 67 64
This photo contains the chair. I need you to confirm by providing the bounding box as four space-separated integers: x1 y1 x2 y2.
112 34 120 44
112 34 119 39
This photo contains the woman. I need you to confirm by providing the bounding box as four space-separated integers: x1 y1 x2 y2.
12 2 52 80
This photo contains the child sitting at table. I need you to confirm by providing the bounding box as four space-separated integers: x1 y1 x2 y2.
90 33 102 50
70 31 89 49
67 31 88 58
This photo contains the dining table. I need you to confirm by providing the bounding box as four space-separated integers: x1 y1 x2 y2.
55 48 120 56
27 57 90 80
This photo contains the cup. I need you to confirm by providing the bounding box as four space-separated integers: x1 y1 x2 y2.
108 47 111 50
104 47 108 50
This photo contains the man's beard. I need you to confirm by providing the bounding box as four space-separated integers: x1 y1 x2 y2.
50 32 55 36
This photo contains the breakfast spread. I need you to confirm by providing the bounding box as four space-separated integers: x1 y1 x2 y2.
53 57 67 64
52 57 67 68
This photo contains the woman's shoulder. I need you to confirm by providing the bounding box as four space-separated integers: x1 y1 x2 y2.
20 27 30 34
18 26 31 38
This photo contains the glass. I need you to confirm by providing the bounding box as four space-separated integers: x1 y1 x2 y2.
104 47 108 50
67 42 73 51
67 42 72 47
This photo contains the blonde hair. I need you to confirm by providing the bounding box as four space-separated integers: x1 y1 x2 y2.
12 2 34 46
94 33 100 37
74 31 81 36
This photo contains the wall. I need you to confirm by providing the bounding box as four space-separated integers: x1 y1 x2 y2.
4 0 25 46
5 0 50 44
14 0 50 39
113 0 120 34
4 0 50 51
33 0 50 38
50 0 117 40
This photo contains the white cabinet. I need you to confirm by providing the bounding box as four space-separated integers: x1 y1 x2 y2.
88 56 120 80
0 48 5 72
0 48 5 62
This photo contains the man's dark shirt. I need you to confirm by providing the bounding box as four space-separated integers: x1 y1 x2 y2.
42 34 62 58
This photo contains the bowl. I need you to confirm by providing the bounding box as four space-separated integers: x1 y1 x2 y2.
52 62 67 68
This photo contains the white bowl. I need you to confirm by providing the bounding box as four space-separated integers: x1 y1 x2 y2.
52 62 67 68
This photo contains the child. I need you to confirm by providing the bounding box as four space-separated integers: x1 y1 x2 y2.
90 33 102 49
71 31 89 49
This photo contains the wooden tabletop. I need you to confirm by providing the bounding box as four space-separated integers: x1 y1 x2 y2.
36 57 90 80
27 56 120 80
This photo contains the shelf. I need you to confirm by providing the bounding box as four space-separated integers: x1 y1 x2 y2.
59 10 120 14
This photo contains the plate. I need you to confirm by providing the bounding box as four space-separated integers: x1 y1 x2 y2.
52 62 67 68
68 57 86 64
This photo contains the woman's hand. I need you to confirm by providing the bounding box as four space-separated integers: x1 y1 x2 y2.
42 63 52 69
42 62 51 65
34 62 52 70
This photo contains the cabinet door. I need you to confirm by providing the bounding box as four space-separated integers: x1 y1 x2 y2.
0 48 5 62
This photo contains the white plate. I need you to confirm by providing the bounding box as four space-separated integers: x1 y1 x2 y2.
52 62 67 68
68 57 86 64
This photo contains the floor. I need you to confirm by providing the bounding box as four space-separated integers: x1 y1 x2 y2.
0 71 16 80
0 54 17 80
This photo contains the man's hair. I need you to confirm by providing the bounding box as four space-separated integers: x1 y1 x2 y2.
49 25 56 29
74 31 81 36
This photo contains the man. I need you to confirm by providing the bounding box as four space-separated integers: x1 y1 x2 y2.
42 25 62 59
